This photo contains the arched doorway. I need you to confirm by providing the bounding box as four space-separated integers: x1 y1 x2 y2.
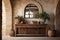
56 0 60 36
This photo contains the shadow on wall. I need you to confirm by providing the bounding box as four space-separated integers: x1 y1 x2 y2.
56 0 60 37
56 30 60 37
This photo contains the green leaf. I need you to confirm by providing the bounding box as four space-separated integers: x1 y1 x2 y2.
15 16 23 20
35 12 50 20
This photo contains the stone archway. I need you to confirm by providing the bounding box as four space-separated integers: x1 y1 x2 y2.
2 0 12 37
23 0 43 14
2 0 6 36
56 0 60 36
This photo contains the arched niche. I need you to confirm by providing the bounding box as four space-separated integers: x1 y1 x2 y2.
21 0 43 24
23 0 43 17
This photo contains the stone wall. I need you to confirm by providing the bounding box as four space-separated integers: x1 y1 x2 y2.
2 0 12 36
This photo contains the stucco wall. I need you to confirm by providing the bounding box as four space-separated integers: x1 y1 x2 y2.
12 0 59 30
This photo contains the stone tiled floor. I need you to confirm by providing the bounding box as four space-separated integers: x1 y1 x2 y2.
2 36 60 40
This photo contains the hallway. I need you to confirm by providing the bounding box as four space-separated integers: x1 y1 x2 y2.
2 0 60 40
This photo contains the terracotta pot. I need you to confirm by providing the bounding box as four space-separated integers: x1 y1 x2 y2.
48 30 54 37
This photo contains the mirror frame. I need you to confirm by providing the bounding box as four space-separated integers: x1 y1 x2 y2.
24 4 39 19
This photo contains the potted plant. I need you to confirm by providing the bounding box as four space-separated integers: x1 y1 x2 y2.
15 16 24 24
35 12 50 24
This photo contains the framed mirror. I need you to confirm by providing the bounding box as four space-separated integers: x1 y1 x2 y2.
24 4 39 18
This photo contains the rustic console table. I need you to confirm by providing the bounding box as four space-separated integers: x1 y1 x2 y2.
14 24 49 37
